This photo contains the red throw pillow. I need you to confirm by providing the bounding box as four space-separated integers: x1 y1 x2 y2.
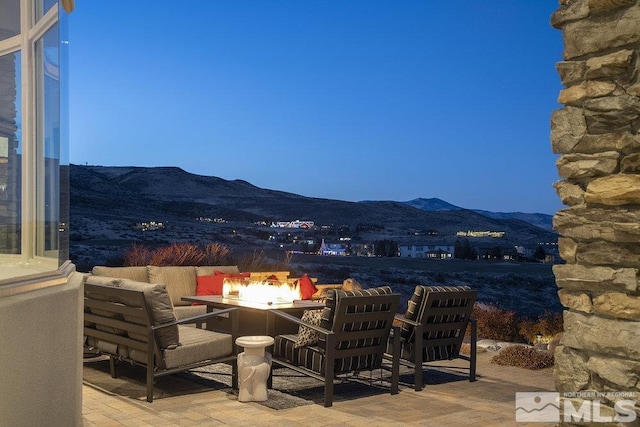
298 274 318 300
195 274 226 297
194 272 250 304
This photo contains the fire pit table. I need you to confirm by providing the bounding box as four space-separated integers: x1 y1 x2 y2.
181 295 325 336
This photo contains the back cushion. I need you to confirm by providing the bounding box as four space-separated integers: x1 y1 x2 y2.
92 266 149 282
117 279 179 350
195 265 240 276
147 266 197 306
318 286 393 352
400 285 472 342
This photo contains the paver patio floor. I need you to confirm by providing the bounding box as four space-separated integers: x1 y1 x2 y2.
82 350 555 426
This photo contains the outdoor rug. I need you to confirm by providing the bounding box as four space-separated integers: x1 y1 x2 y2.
83 356 470 409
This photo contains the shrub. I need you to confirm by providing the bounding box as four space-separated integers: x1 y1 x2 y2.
123 242 231 267
472 303 522 342
518 311 564 345
491 345 554 370
122 242 150 266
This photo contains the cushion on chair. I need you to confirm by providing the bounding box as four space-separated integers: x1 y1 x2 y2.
400 285 471 341
294 309 323 348
117 279 180 350
148 266 197 306
395 285 474 362
84 276 128 335
274 334 325 373
162 325 233 369
318 286 393 352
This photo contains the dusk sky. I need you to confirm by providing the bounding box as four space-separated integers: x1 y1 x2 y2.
68 1 564 215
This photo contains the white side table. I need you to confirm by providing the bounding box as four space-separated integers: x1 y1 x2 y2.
235 335 274 402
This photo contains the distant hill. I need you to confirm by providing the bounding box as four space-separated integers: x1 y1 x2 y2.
403 198 554 232
68 165 558 269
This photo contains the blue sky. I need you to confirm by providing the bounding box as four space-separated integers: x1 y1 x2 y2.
68 1 564 214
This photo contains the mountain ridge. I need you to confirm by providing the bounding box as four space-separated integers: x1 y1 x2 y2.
402 197 554 231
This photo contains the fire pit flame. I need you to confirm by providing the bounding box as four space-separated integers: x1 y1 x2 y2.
222 278 301 304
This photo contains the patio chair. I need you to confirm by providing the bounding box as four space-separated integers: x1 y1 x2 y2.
84 278 239 402
386 285 477 391
271 287 401 407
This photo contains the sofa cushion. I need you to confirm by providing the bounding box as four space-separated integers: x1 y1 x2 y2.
147 266 197 306
116 279 180 350
173 304 207 321
91 266 149 282
195 265 240 276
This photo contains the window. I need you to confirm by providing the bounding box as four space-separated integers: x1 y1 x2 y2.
0 0 69 281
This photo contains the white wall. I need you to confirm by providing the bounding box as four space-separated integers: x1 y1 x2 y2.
0 271 83 427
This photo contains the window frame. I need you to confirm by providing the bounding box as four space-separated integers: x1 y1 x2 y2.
0 0 69 284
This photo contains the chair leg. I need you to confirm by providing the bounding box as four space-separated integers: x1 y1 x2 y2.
146 364 154 403
324 369 334 407
109 356 117 378
469 318 477 382
391 325 400 395
414 324 424 391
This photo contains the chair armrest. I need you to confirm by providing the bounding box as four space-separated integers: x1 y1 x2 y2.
394 313 419 327
153 307 239 330
271 309 333 336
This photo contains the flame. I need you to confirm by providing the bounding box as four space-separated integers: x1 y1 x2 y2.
222 278 301 304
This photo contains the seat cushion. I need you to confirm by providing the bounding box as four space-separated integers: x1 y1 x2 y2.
275 333 381 374
148 266 197 306
162 326 233 369
274 334 325 373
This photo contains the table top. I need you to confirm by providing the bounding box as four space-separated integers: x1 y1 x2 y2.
182 295 325 311
235 336 275 348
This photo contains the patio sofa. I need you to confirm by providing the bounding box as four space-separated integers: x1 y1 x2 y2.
89 265 344 320
90 265 242 320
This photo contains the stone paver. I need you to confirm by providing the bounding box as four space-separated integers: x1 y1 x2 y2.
82 352 556 426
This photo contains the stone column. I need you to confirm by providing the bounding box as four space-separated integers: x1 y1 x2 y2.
551 0 640 423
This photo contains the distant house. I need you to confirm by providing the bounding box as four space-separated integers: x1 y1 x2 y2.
398 244 454 259
318 239 348 256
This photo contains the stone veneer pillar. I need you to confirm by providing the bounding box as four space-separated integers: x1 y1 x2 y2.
551 0 640 422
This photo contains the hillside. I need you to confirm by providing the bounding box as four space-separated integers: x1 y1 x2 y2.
69 165 558 270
